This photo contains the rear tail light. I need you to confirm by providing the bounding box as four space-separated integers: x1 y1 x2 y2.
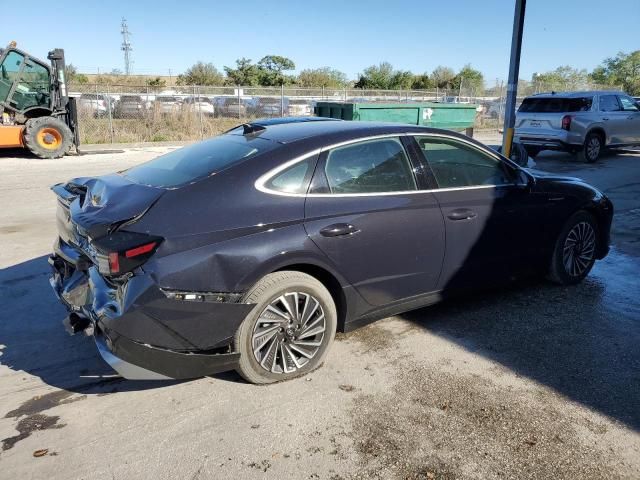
561 115 572 131
92 233 162 276
125 241 157 258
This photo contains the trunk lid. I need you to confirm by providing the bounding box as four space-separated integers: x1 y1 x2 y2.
52 173 165 244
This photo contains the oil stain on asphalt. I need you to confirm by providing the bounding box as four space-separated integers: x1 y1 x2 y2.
1 390 86 451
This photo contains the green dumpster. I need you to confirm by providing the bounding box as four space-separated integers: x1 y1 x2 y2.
314 101 477 131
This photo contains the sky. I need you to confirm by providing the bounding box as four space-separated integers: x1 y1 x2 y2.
2 0 638 84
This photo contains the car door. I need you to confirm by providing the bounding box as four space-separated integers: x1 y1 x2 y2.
304 136 446 307
617 94 640 144
410 134 550 292
599 94 627 144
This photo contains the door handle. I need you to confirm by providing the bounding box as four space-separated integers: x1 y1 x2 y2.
447 209 477 221
320 223 359 237
602 117 609 121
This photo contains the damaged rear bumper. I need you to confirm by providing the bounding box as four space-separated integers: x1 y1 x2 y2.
49 238 253 380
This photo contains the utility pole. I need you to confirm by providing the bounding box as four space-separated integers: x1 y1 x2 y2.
121 18 133 76
501 0 526 158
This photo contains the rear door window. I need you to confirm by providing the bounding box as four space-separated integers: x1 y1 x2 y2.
518 97 593 113
600 95 622 112
324 138 416 194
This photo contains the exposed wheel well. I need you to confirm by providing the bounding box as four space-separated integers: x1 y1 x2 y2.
23 108 54 119
275 263 348 332
587 127 606 146
580 206 610 258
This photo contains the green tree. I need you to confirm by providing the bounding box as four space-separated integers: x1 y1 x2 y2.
411 73 433 90
224 57 261 86
354 62 394 89
297 67 347 88
431 66 456 89
65 64 88 84
590 51 640 95
147 77 166 87
177 62 225 86
533 66 589 90
453 64 485 95
354 62 415 89
257 55 296 86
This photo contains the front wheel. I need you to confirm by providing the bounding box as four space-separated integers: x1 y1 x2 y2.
234 271 337 384
548 211 598 285
23 116 73 159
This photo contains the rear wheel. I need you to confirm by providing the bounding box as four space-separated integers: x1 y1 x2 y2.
234 271 337 384
548 211 598 285
23 116 73 159
497 142 529 166
524 146 542 158
576 132 603 163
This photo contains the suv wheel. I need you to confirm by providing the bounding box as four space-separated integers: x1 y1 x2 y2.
548 211 598 285
577 132 603 163
524 146 541 158
234 271 337 384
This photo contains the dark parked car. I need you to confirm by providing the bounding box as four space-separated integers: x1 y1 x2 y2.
50 118 613 383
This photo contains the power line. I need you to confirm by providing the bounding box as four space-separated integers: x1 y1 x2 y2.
121 17 133 76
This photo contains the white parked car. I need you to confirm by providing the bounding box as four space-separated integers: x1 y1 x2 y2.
183 96 215 116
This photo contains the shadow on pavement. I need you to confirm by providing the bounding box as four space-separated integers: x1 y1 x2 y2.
1 255 247 394
401 248 640 431
2 248 638 430
0 255 188 394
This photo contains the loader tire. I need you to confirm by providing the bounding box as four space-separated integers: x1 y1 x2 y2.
23 116 73 159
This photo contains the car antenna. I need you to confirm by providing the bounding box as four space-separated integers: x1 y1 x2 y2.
241 123 266 135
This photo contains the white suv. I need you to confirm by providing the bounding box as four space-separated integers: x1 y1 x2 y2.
515 91 640 162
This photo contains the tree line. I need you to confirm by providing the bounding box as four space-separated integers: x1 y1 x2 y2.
67 50 639 95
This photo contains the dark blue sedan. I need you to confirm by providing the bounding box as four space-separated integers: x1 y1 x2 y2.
49 118 613 383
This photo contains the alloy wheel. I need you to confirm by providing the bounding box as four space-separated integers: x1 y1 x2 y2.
586 136 601 161
252 292 326 374
562 221 596 277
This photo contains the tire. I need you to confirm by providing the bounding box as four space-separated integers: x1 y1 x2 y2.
23 116 73 159
497 142 529 166
547 211 598 285
524 146 542 158
234 271 337 384
576 132 603 163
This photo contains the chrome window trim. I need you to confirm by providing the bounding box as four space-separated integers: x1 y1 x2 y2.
254 132 516 198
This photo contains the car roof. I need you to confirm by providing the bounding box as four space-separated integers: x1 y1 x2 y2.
528 90 623 98
227 118 454 145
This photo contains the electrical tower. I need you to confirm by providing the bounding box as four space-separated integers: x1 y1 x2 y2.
121 17 132 75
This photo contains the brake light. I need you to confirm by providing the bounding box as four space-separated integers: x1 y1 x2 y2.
108 252 120 274
125 241 157 258
92 233 163 276
561 115 572 131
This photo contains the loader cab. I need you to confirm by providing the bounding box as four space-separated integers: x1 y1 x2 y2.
0 46 52 115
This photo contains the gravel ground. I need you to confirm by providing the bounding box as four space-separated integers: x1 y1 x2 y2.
0 141 639 479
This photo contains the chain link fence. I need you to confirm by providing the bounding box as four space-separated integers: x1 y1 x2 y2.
71 82 621 145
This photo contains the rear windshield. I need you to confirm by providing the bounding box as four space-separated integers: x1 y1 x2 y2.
518 97 593 113
122 135 276 188
156 96 180 102
121 96 142 102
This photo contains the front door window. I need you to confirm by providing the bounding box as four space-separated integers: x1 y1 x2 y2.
0 51 25 103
